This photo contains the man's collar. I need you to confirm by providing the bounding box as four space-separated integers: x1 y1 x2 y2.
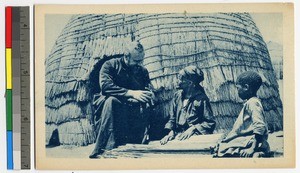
120 57 129 69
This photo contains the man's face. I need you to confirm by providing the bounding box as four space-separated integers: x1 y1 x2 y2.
126 49 145 67
127 57 144 67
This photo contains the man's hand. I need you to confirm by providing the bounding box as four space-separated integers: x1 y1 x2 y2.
160 130 175 145
240 148 255 157
127 98 139 103
177 126 196 141
127 90 154 103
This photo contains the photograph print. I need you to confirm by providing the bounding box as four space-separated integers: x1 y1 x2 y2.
35 3 294 169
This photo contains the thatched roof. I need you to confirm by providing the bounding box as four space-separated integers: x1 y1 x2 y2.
267 41 283 79
45 13 282 146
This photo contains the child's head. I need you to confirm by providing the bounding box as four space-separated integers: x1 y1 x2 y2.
177 65 204 90
236 71 262 100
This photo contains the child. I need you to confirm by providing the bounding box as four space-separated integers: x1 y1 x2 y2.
214 71 270 158
160 65 215 145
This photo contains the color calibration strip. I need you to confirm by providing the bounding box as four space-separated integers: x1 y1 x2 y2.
6 6 13 170
5 6 31 170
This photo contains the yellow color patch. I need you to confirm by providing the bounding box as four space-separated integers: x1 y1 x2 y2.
6 48 12 89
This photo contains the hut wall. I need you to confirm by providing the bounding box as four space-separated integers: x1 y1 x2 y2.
45 13 283 145
267 41 283 80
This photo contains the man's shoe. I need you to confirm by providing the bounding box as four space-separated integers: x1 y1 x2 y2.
89 149 105 159
89 153 99 159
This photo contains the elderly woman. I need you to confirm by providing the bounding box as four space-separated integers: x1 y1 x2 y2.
160 65 216 145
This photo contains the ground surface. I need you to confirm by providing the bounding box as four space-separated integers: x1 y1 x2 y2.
46 131 284 159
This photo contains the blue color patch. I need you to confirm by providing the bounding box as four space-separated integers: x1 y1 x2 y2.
7 131 13 169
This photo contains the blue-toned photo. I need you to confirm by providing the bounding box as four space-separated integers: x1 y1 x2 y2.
44 12 284 159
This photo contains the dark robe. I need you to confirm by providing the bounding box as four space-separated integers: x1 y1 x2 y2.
164 86 216 135
91 57 151 156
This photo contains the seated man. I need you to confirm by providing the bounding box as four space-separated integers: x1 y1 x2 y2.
213 71 270 158
160 65 216 145
89 41 155 158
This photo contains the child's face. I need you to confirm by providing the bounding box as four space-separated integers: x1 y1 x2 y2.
236 83 250 100
177 73 193 90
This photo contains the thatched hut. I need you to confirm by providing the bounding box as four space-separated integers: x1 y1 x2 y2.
45 13 283 146
267 41 283 80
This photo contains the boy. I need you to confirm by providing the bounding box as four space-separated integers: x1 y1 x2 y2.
214 71 270 158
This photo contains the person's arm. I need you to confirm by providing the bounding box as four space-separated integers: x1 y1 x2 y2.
160 93 178 145
191 100 216 135
100 61 129 96
126 67 154 103
240 99 266 157
164 91 179 130
177 125 196 141
100 61 152 102
142 68 155 105
178 99 215 141
177 99 203 140
250 100 267 135
160 130 175 145
240 134 263 157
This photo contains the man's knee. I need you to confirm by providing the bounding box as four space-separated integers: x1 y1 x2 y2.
101 96 123 120
104 96 122 107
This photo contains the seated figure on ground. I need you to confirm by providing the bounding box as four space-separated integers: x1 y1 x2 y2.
89 41 155 158
213 71 270 158
160 65 216 145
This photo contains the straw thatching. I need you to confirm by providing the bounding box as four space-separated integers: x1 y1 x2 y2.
267 41 283 79
45 13 283 146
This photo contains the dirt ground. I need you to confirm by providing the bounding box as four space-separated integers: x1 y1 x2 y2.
46 131 284 159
